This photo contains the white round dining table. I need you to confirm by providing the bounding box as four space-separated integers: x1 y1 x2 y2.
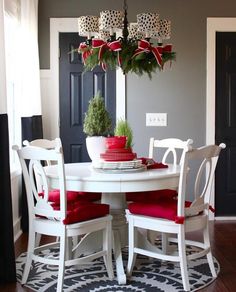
45 162 180 284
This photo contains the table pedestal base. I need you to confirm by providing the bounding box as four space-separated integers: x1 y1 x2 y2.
73 192 128 284
102 192 128 284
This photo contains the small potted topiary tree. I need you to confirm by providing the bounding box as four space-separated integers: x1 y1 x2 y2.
83 92 112 161
114 118 133 150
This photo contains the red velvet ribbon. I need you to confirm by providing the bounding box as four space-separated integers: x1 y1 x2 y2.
78 42 91 64
209 205 215 213
92 39 122 70
175 216 185 224
133 40 173 68
133 39 163 67
162 44 172 53
162 44 173 68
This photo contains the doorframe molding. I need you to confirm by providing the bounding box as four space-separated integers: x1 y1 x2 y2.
207 17 236 219
206 18 236 145
49 18 126 138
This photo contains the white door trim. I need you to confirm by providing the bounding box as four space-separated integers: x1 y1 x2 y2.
49 18 126 137
206 18 236 145
207 17 236 219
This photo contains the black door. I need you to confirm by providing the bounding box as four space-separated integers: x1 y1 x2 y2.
215 32 236 216
59 33 116 163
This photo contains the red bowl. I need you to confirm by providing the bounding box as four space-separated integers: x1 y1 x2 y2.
106 136 127 149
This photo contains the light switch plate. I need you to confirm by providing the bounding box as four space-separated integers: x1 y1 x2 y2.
146 113 167 126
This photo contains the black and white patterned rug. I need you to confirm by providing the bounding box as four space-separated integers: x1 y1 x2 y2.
16 245 220 292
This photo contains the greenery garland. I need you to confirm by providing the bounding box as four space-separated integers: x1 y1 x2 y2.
78 39 176 79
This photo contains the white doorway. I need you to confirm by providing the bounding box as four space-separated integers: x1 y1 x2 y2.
42 18 126 140
206 17 236 220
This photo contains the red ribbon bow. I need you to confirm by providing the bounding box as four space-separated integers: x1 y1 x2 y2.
92 39 122 70
162 44 172 53
133 39 166 68
78 42 91 64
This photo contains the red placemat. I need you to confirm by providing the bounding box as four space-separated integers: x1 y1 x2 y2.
139 157 168 169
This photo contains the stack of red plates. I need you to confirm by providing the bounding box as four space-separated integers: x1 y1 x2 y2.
100 148 137 161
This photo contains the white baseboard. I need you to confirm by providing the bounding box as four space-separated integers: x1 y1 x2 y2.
215 217 236 221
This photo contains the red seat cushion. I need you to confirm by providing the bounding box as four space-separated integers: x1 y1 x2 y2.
47 189 81 203
128 198 192 223
61 201 109 225
77 192 101 202
39 190 101 203
51 199 87 211
37 199 109 224
126 189 177 202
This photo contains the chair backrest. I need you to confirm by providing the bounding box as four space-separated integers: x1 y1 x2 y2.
177 143 226 219
23 139 58 149
13 138 67 222
23 139 58 166
148 138 193 166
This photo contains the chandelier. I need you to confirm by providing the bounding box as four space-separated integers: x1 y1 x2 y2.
77 0 176 78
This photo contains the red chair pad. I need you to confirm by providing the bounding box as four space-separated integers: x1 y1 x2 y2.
77 192 101 201
128 198 191 223
126 189 177 202
48 190 80 203
52 200 109 225
39 190 101 203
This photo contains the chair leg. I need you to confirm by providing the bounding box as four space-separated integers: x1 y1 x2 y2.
103 221 114 280
178 227 190 291
22 227 36 285
35 233 41 247
126 220 137 278
66 237 73 260
203 223 217 278
57 231 66 292
161 233 169 254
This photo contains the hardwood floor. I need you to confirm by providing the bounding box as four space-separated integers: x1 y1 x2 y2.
1 220 236 291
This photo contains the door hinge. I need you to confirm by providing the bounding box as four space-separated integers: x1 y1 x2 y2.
58 47 61 59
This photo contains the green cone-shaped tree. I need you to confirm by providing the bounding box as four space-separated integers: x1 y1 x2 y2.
83 92 112 137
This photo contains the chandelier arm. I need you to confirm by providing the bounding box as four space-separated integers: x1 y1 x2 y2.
122 0 129 44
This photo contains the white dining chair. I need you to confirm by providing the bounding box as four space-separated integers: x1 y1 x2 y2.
126 138 193 252
126 138 193 203
13 138 114 292
23 138 101 201
126 143 225 291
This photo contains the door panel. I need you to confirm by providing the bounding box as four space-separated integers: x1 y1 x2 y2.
215 32 236 216
59 33 116 163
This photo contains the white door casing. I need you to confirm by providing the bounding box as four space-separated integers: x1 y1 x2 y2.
206 17 236 220
48 18 126 139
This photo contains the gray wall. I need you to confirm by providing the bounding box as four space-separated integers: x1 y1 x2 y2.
38 0 236 157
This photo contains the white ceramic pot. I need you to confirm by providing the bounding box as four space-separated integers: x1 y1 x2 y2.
86 136 106 162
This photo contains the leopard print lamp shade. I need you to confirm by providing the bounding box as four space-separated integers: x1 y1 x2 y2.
78 16 99 38
128 23 144 39
137 13 160 38
150 19 171 42
100 10 123 35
